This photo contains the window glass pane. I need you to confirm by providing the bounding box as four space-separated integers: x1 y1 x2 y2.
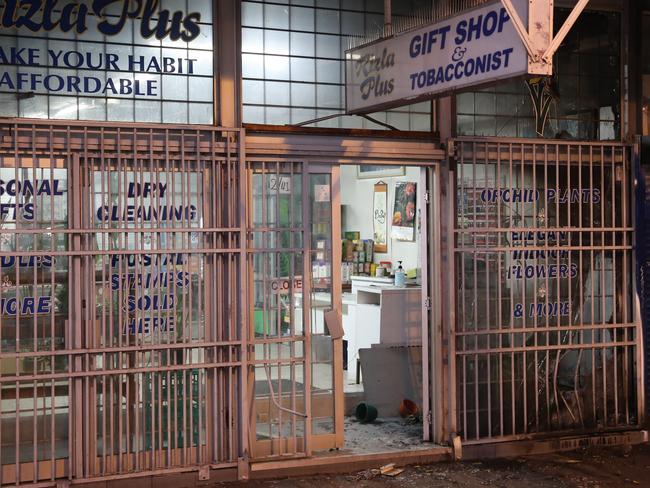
243 2 264 26
316 84 340 108
316 10 340 33
315 34 341 59
292 107 317 123
241 0 431 128
244 105 266 123
341 11 364 35
135 100 162 122
244 80 266 104
265 4 290 29
316 60 340 84
266 106 291 124
189 102 213 124
265 55 291 79
291 6 315 28
265 30 290 55
0 94 18 117
266 81 291 106
243 54 265 78
291 32 316 56
243 28 265 53
188 77 214 102
291 58 316 82
456 9 620 140
292 83 316 106
163 101 189 123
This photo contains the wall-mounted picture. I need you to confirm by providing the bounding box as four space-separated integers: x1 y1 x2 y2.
357 165 405 179
391 181 417 241
373 182 388 253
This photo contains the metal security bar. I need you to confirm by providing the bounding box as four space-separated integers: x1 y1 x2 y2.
0 121 245 485
453 138 642 442
248 161 311 459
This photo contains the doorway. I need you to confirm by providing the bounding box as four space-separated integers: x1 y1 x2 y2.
248 161 438 459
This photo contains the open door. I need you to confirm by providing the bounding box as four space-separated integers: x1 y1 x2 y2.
248 162 343 459
420 165 441 443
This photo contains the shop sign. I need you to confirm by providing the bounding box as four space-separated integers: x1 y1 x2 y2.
271 277 303 295
345 0 528 113
0 0 213 122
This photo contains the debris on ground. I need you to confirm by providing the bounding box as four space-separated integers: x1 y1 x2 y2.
378 463 404 477
216 443 650 488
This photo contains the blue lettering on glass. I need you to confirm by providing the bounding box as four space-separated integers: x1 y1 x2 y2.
111 271 190 290
507 263 578 280
125 294 176 313
511 231 568 244
0 296 52 315
0 0 202 42
110 253 184 268
0 255 54 269
0 202 33 220
479 188 601 204
0 178 64 221
109 254 188 336
0 71 159 96
125 316 175 335
514 302 570 318
97 180 197 222
96 204 197 222
0 178 65 196
529 302 570 318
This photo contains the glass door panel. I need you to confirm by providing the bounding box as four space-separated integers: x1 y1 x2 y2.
250 163 342 458
250 163 307 457
309 173 335 438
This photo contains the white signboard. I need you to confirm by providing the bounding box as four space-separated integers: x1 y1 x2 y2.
0 0 213 124
345 0 529 114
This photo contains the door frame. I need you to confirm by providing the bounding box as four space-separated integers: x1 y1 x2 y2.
247 161 344 459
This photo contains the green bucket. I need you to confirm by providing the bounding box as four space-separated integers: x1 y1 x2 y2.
355 402 378 423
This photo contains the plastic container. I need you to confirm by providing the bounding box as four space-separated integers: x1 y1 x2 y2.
399 399 419 418
394 260 406 287
354 402 378 423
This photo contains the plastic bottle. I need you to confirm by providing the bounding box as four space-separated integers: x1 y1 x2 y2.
394 260 406 287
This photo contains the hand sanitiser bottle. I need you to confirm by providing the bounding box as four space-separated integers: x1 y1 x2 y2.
394 261 406 287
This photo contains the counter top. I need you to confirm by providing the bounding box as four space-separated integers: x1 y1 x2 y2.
355 284 421 294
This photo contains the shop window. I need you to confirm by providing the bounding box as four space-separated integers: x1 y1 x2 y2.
0 1 214 124
241 0 431 130
456 9 621 140
0 160 70 465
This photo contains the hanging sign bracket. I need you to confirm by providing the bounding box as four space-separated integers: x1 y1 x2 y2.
499 0 589 75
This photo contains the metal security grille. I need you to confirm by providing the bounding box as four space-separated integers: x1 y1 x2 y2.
247 161 340 459
0 121 245 485
248 161 310 459
453 138 642 442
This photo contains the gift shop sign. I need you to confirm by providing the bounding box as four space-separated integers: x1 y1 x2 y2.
0 0 210 99
345 0 529 113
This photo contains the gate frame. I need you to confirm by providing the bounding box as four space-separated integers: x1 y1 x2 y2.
0 119 248 485
445 136 645 448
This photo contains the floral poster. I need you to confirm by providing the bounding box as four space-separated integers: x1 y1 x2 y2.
373 182 388 253
391 181 417 241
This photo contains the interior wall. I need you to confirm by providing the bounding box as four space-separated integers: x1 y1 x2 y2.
340 165 421 271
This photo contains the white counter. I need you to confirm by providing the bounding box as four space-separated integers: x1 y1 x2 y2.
344 281 422 383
